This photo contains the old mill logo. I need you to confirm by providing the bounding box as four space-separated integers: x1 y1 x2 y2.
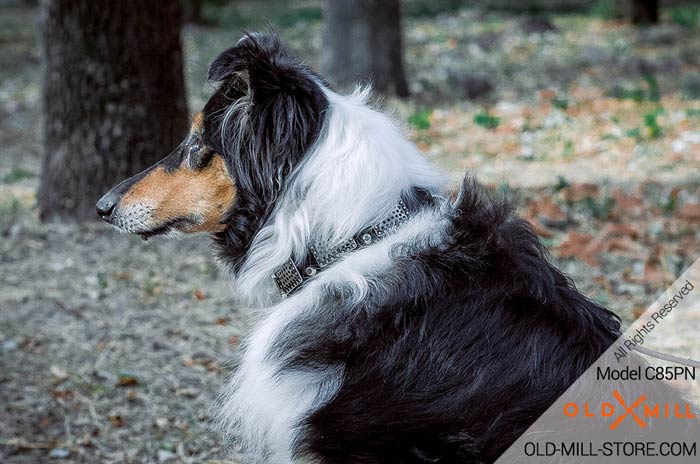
563 391 697 430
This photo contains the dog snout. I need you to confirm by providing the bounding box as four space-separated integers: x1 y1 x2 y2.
96 190 119 221
96 166 152 221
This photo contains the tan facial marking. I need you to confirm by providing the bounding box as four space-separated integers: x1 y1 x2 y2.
120 154 235 233
191 112 203 132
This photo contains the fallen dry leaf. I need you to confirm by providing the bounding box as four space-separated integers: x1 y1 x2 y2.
632 307 647 319
113 271 133 281
611 189 644 216
605 223 640 239
562 183 599 203
604 236 642 254
51 389 73 400
525 218 554 238
108 414 124 428
678 203 700 222
527 197 567 226
116 374 139 387
38 417 53 428
555 232 601 266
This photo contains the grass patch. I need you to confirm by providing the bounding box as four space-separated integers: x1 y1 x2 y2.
642 74 660 103
552 96 569 110
142 270 162 298
682 73 700 100
561 139 574 159
0 195 22 218
551 175 571 193
610 74 660 103
403 0 465 18
626 127 643 141
274 7 322 28
2 167 35 184
495 181 521 206
0 195 23 233
610 86 645 103
97 272 109 289
407 108 432 130
590 0 622 20
625 107 664 141
474 109 500 130
645 183 679 215
643 107 663 139
209 2 321 30
659 194 677 215
669 6 700 29
582 195 615 220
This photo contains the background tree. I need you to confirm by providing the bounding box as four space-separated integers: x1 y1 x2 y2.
39 0 189 221
631 0 659 24
321 0 409 97
184 0 203 24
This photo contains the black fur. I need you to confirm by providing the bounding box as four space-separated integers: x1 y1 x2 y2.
204 34 629 463
263 178 621 463
203 34 328 272
95 34 687 463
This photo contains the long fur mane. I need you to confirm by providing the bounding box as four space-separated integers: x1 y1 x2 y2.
201 33 626 464
233 87 444 305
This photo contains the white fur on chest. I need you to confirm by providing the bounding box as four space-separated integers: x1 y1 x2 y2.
218 292 341 463
218 212 446 463
216 86 448 462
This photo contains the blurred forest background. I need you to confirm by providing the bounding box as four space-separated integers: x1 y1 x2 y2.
1 0 700 462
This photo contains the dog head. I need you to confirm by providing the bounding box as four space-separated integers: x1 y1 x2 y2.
96 33 327 241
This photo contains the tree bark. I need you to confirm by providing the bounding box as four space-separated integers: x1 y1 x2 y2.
321 0 409 97
631 0 659 24
184 0 203 24
39 0 188 221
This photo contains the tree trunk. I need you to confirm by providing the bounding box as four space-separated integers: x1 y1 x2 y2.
184 0 203 24
631 0 659 24
39 0 188 221
321 0 409 97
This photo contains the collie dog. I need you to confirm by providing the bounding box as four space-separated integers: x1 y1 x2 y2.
97 34 622 463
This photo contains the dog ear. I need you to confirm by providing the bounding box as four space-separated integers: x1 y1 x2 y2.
207 33 328 204
208 33 313 103
207 34 258 82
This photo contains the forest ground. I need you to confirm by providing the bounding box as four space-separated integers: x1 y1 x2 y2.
1 2 700 463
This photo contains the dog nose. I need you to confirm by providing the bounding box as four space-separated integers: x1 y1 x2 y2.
96 192 117 220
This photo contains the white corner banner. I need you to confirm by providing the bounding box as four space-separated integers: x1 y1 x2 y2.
496 259 700 463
